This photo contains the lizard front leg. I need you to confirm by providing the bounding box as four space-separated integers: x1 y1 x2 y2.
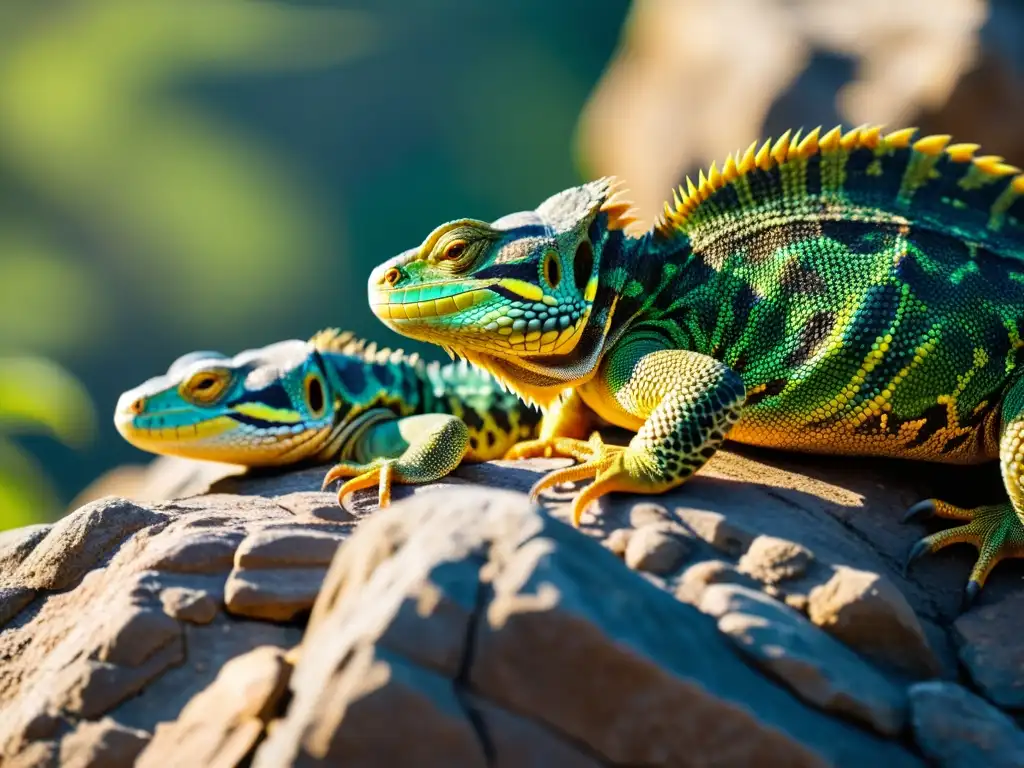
322 413 469 507
531 338 746 526
905 379 1024 605
504 388 602 462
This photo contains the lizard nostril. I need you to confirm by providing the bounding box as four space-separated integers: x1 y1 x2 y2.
383 267 401 287
130 398 145 415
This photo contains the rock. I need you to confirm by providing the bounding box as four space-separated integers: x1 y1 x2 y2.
808 566 941 679
675 559 760 605
224 567 327 622
12 497 165 590
701 584 907 736
628 501 671 528
259 488 920 766
233 528 346 569
738 535 815 584
142 529 244 574
160 587 218 624
672 506 755 557
909 681 1024 768
0 586 36 628
624 523 693 574
0 494 303 765
273 491 355 522
605 527 632 556
137 645 290 768
60 718 150 768
952 591 1024 709
0 524 51 577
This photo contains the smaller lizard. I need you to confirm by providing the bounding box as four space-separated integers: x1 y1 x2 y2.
114 328 541 504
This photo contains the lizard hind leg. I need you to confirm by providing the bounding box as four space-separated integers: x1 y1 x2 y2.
531 344 746 527
904 382 1024 606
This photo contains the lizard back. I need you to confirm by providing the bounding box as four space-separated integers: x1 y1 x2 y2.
623 126 1024 463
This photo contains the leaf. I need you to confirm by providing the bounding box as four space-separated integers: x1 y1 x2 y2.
0 437 60 530
0 357 96 447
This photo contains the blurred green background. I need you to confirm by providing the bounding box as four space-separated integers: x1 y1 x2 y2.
0 0 630 529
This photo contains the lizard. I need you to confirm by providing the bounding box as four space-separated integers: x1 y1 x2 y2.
114 328 541 505
366 124 1024 604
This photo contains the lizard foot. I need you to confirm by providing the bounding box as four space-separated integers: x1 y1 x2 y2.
529 433 674 527
903 499 1024 607
322 459 396 508
504 433 602 462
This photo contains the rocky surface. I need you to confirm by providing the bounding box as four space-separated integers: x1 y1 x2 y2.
1 445 1023 765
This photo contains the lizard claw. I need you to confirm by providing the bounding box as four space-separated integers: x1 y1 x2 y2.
322 460 394 508
902 499 935 524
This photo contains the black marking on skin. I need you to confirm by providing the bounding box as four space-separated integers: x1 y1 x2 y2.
904 402 949 449
941 432 973 454
461 407 484 432
787 310 836 367
335 358 367 396
779 259 826 295
486 431 496 448
745 378 788 407
743 221 823 264
230 383 292 411
228 412 280 429
853 411 902 437
373 363 395 388
818 220 900 256
491 408 512 436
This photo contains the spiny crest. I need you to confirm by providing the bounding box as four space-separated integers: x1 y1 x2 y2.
309 328 423 370
652 124 1024 238
598 176 643 235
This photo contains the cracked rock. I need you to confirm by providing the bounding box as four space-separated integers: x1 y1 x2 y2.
738 535 815 584
273 491 355 522
60 718 150 768
671 505 756 557
14 497 164 590
224 567 327 622
908 681 1024 767
137 645 291 768
605 527 633 556
675 559 760 605
233 527 346 569
808 566 940 679
624 523 693 574
160 587 218 624
260 487 920 766
700 584 907 736
952 591 1024 709
628 501 672 528
0 586 36 628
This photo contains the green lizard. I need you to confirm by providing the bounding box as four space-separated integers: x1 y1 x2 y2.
367 124 1024 603
114 328 540 505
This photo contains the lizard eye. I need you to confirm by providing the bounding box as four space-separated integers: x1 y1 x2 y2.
441 240 467 261
181 369 230 404
543 251 561 289
304 372 326 418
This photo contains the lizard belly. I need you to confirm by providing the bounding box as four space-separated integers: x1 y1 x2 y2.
577 376 645 432
729 390 1002 465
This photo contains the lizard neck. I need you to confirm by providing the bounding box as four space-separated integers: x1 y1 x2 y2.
598 228 709 354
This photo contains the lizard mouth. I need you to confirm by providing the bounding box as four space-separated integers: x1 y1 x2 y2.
371 282 592 357
370 283 494 322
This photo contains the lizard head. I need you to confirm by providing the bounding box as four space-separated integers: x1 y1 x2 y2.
114 338 342 466
368 178 638 405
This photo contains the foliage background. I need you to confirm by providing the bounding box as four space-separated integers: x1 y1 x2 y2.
0 0 630 529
